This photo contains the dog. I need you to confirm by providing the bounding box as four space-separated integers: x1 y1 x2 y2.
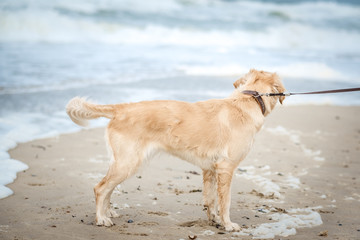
66 69 286 231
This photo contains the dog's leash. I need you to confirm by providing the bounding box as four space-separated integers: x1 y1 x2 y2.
257 87 360 97
242 87 360 115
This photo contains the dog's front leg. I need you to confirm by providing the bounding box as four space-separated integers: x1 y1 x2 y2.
202 169 221 225
215 161 240 232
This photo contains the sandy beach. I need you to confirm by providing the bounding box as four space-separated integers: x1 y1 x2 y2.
1 105 359 240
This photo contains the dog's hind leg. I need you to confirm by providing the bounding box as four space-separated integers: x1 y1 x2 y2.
215 160 240 232
202 169 221 225
94 172 117 227
94 158 141 226
94 137 143 226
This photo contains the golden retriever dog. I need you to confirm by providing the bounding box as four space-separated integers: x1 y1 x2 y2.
66 69 285 231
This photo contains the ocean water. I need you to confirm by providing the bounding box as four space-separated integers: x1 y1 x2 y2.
0 0 360 199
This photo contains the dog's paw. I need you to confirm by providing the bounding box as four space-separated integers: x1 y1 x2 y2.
212 215 221 225
106 209 119 218
224 222 240 232
209 215 222 226
96 216 114 227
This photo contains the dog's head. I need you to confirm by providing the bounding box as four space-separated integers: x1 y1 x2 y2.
233 69 286 113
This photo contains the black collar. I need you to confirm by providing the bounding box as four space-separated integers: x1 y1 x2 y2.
241 90 266 115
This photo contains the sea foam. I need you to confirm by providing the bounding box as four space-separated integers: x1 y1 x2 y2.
0 111 82 199
0 159 28 199
233 207 323 239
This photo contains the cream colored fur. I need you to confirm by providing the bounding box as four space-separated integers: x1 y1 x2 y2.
66 69 286 231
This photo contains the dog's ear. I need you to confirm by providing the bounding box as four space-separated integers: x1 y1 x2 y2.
274 83 286 104
270 73 286 104
233 77 246 88
278 91 285 104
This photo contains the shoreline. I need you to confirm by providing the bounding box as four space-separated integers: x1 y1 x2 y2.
1 105 360 239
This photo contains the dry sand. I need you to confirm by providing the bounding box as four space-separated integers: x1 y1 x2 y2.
1 105 359 240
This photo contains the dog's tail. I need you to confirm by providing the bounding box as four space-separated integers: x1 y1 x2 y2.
66 97 114 127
